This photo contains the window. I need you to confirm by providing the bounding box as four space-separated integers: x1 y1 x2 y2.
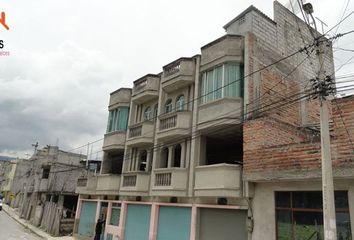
109 203 121 226
154 104 158 119
144 107 152 121
275 191 351 240
200 63 242 104
139 150 147 171
165 99 172 113
176 95 185 111
42 166 50 179
107 107 129 133
160 147 169 168
173 144 181 167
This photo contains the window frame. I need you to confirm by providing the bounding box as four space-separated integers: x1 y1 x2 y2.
175 95 185 111
165 99 173 113
143 106 152 121
200 62 242 104
274 191 351 240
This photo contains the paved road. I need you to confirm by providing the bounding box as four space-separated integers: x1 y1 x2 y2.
0 210 42 240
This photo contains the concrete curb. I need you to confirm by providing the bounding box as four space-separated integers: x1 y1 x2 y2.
2 204 46 239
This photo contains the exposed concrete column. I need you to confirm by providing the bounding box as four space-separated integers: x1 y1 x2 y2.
181 141 186 168
167 146 173 168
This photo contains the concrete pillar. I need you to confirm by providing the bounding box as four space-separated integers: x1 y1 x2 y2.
167 146 173 168
181 141 186 168
128 148 134 171
135 150 141 171
146 150 152 172
188 55 201 197
149 203 159 240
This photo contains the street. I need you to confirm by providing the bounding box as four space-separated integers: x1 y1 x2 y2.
0 210 42 240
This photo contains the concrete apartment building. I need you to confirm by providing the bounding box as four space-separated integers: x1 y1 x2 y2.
10 146 86 236
75 2 353 240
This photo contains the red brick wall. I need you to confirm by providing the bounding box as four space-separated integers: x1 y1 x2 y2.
244 96 354 174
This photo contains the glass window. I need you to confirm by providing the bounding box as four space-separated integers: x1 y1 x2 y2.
106 107 129 133
154 104 158 118
165 99 172 113
144 107 152 121
275 191 351 240
200 63 242 104
176 95 185 111
110 203 121 226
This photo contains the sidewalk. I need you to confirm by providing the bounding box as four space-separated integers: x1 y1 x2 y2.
3 204 75 240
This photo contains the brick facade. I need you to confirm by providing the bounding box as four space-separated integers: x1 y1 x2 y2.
244 95 354 179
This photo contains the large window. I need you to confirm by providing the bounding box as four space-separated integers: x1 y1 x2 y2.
144 107 152 121
275 191 351 240
176 95 185 111
107 107 129 133
165 99 173 113
200 63 242 104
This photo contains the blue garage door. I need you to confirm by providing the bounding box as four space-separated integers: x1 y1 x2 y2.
78 201 97 237
124 204 151 240
157 206 191 240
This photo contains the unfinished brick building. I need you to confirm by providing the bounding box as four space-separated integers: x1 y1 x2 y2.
74 2 353 240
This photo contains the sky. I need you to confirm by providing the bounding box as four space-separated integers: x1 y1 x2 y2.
0 0 353 158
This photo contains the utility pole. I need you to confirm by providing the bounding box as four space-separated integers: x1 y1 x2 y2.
86 142 90 169
304 3 337 239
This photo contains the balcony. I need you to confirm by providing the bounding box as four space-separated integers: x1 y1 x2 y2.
151 168 188 197
194 163 242 197
120 172 150 196
157 111 192 141
102 131 126 151
198 97 243 131
39 179 49 192
109 88 131 109
126 121 154 147
95 174 121 194
76 176 98 195
200 35 244 71
162 58 195 93
132 74 160 104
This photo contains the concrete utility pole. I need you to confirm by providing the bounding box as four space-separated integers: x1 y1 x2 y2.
303 3 337 239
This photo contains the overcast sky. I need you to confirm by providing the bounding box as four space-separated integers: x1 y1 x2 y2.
0 0 353 158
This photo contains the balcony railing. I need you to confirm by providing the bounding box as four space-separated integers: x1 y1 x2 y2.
132 75 160 103
160 115 177 130
122 175 137 187
126 121 154 146
157 111 192 141
162 58 195 93
151 168 188 196
164 62 180 77
103 131 126 151
155 172 172 186
194 163 242 197
129 125 142 138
